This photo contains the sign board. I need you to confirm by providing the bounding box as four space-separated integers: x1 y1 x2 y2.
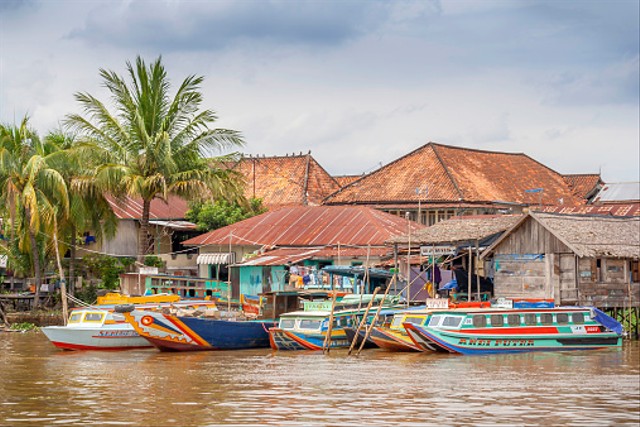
420 246 457 257
426 298 449 309
303 301 333 312
492 297 513 309
138 267 158 275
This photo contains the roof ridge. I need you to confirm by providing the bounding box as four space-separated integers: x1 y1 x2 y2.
432 144 464 201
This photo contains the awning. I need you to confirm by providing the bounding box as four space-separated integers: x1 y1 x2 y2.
149 220 197 230
196 252 235 265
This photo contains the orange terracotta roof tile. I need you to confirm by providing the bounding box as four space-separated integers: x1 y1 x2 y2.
324 143 584 208
233 153 340 209
563 173 603 200
333 175 363 187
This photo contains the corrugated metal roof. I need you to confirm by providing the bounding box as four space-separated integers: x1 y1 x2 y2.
106 195 190 220
240 246 390 266
592 182 640 203
183 205 425 247
535 203 640 217
324 143 584 207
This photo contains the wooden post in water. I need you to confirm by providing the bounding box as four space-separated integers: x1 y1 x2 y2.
348 286 380 355
52 217 68 325
356 274 396 356
322 287 339 353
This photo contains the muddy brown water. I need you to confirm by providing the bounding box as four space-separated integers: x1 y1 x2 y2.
1 332 638 426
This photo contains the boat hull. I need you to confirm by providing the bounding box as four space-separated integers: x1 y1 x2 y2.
269 328 349 351
124 311 273 351
343 327 377 349
41 325 150 351
404 323 622 355
368 326 422 352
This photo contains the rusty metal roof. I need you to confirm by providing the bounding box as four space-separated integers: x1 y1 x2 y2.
534 203 640 217
232 153 341 209
106 195 190 220
240 246 390 266
183 205 425 247
324 143 584 207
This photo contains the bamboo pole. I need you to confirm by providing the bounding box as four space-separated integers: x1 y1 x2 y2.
322 286 339 353
347 286 380 355
356 274 396 356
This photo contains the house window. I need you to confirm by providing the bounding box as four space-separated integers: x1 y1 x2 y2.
631 260 639 283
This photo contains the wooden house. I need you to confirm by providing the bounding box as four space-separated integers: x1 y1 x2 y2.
482 212 640 313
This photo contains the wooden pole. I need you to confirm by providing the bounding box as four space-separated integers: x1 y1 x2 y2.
467 246 472 301
356 274 396 356
52 216 68 325
348 286 380 355
323 284 339 353
228 231 232 313
406 213 411 305
476 240 481 301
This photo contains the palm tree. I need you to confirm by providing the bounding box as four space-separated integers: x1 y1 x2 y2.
0 118 69 309
65 56 245 262
44 131 118 295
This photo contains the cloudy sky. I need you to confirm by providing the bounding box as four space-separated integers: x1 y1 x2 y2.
1 0 638 182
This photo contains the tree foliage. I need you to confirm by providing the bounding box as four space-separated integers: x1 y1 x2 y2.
186 198 266 232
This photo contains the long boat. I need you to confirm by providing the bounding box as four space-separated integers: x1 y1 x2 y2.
403 306 624 355
121 290 332 352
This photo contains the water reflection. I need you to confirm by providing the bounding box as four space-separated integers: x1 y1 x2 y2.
0 332 638 426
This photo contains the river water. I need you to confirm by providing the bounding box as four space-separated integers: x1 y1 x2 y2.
0 332 638 426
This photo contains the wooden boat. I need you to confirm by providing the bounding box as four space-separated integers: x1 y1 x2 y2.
121 290 330 352
269 306 399 351
369 309 432 352
403 306 624 355
41 308 150 351
41 300 216 351
122 308 273 351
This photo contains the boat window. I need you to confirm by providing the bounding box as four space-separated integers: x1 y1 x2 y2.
299 319 322 330
556 313 569 324
507 314 521 326
572 312 585 324
405 316 425 325
428 315 442 327
279 319 295 329
391 316 404 328
540 313 553 325
524 313 537 326
68 312 83 323
472 315 487 328
84 312 104 322
490 315 504 327
442 316 463 328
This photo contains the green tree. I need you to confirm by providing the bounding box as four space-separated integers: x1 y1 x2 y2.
65 56 245 262
186 198 266 231
0 118 69 309
44 130 118 295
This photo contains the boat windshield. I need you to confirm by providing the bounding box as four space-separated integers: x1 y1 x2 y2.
279 319 295 329
404 316 426 325
299 319 323 330
390 316 404 329
68 312 83 323
83 312 105 323
428 315 463 329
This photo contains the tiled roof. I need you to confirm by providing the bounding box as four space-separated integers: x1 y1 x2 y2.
333 175 363 188
106 195 189 220
535 203 640 217
563 174 603 200
182 205 425 247
324 143 584 207
232 153 340 209
389 214 523 245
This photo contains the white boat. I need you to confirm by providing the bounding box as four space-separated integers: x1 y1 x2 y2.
41 308 153 351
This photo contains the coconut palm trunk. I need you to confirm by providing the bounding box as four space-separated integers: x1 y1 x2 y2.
25 208 42 310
